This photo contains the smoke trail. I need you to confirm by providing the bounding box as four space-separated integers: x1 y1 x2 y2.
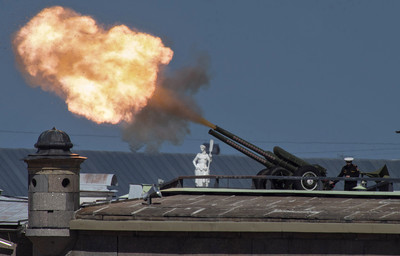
121 55 212 152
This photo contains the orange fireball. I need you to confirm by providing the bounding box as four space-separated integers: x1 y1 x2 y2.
13 6 173 124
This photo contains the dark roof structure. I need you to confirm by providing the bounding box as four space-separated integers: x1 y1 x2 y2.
1 148 400 196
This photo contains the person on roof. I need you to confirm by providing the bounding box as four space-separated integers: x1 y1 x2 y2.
336 157 360 191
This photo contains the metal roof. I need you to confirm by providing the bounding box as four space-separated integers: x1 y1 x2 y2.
1 148 400 196
0 195 28 225
80 173 118 192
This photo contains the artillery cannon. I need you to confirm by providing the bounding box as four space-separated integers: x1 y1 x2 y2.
209 126 329 190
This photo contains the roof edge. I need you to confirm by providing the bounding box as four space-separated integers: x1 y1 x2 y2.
70 219 400 234
161 187 400 198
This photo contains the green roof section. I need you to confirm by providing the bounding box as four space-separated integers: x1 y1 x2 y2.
162 187 400 198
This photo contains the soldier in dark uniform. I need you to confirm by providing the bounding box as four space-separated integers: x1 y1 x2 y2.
337 157 360 191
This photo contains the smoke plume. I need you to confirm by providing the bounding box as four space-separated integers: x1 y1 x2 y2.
12 6 214 152
122 56 211 152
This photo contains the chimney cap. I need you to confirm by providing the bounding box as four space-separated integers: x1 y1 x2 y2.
34 127 73 154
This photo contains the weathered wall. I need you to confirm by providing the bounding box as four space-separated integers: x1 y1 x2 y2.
4 229 400 255
69 231 400 255
0 231 32 256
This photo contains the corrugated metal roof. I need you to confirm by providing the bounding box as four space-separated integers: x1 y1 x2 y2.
0 195 28 225
80 173 118 187
1 148 400 196
0 148 33 196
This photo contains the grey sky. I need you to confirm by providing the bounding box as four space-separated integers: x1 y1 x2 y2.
1 0 400 159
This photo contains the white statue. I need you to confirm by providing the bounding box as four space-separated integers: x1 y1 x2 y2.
193 141 213 187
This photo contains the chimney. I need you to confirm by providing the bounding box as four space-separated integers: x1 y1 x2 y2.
24 127 86 256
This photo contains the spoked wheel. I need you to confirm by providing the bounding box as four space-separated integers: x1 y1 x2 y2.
293 165 320 191
268 167 292 189
253 168 271 189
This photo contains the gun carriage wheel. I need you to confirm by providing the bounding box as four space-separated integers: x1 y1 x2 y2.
293 165 320 190
254 167 292 189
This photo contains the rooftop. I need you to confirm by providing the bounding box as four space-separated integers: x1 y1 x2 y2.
72 188 400 234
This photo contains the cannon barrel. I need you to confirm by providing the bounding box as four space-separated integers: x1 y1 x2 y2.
208 129 274 168
209 126 298 172
273 146 327 175
273 146 310 168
